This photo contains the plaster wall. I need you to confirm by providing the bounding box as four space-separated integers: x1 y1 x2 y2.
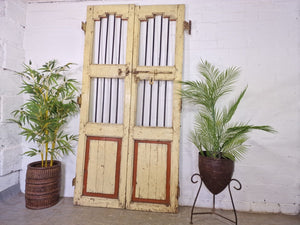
0 0 26 192
22 0 299 215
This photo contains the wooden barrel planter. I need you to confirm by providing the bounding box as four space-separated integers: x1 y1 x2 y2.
198 152 234 195
25 160 61 209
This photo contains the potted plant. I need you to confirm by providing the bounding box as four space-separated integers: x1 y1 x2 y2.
180 60 276 195
10 60 79 209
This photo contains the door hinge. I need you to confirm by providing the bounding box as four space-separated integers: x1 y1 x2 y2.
184 20 192 35
72 177 76 186
77 94 82 107
81 21 87 33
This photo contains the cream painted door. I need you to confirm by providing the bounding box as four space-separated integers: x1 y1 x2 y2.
74 4 185 213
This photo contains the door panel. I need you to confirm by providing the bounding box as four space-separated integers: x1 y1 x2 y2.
74 4 185 213
132 140 170 204
126 4 185 212
74 4 135 209
83 137 121 198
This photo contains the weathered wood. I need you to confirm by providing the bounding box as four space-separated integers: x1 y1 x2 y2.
126 4 185 213
74 4 185 213
88 64 128 78
74 4 134 209
134 142 168 201
86 140 117 194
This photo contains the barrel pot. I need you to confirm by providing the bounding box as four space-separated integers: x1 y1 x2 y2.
25 161 61 209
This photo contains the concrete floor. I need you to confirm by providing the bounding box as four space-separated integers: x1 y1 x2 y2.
0 193 299 225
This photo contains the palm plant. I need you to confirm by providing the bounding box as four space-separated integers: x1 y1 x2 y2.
180 60 275 161
10 60 79 167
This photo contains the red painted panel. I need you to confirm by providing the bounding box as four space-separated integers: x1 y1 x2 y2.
82 136 122 199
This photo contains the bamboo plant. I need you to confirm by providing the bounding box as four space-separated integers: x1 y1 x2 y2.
180 60 276 161
10 60 79 167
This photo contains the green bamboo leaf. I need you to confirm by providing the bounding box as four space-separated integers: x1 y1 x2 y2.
10 60 80 164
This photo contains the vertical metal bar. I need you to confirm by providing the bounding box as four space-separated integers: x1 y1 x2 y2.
101 14 110 123
159 15 163 66
156 15 163 126
104 13 109 64
141 20 149 126
94 80 99 123
94 18 102 123
108 14 116 123
111 14 116 64
115 18 123 124
118 19 123 64
163 18 170 127
97 18 102 64
151 16 156 66
166 18 170 66
144 20 149 66
149 16 156 126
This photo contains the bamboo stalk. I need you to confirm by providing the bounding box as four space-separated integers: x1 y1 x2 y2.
41 150 44 167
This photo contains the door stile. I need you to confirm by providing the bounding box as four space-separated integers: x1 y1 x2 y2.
169 4 185 212
74 6 95 206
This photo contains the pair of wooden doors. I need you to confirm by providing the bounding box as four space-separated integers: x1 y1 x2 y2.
74 4 185 212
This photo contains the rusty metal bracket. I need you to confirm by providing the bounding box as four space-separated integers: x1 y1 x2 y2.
81 21 87 33
149 69 158 85
77 94 82 107
184 20 192 35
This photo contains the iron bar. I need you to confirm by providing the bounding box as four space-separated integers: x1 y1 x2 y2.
111 14 116 64
95 18 102 123
108 14 116 123
159 15 163 66
116 18 123 124
166 18 170 66
141 20 149 126
156 15 163 126
104 13 109 64
101 14 110 123
149 17 156 126
163 18 170 127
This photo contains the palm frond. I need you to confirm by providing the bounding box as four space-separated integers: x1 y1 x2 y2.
180 60 276 160
223 87 247 124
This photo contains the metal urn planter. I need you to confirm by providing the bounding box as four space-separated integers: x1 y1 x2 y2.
198 153 234 195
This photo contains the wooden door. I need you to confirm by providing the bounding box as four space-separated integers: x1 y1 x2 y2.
74 4 185 213
126 5 185 212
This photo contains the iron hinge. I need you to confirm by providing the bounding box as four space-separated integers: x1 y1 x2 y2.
77 94 82 107
184 20 192 35
81 21 86 33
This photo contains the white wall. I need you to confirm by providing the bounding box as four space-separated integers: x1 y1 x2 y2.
22 0 299 215
0 0 26 192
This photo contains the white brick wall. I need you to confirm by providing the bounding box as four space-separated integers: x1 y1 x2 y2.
0 0 26 192
15 0 300 215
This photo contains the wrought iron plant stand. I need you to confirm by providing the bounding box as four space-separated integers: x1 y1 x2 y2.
190 173 242 225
